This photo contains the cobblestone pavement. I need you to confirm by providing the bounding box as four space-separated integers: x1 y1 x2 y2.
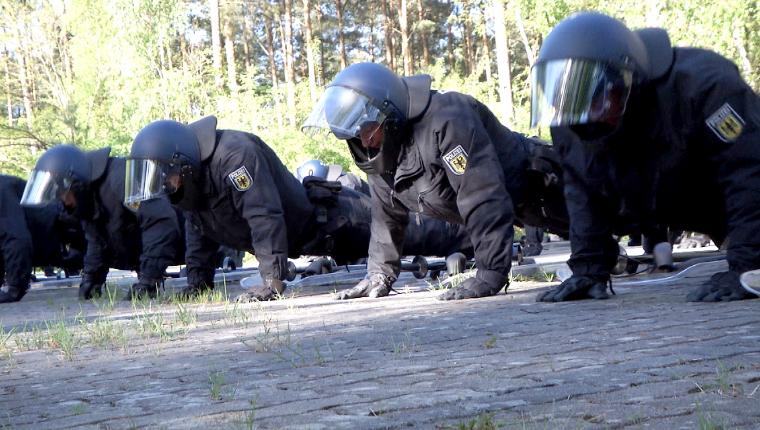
1 258 759 429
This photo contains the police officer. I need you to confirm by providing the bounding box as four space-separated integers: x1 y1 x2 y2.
295 159 474 264
0 175 85 303
302 62 569 300
530 12 760 302
21 145 184 300
126 117 475 302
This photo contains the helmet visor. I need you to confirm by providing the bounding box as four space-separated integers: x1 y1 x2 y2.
20 169 70 206
530 59 633 128
124 159 169 205
301 86 387 140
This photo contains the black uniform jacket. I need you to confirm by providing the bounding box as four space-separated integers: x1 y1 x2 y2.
367 90 540 283
553 47 760 276
0 175 83 287
184 125 315 286
82 157 183 282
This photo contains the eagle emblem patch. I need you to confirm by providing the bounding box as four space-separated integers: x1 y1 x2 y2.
228 166 252 191
706 103 745 142
442 145 468 175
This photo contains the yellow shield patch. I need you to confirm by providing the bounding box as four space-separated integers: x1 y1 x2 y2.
706 103 745 142
443 145 468 176
228 166 252 191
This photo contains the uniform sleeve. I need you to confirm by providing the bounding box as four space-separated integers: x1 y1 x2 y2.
82 220 110 282
0 187 32 288
136 197 182 280
225 146 289 282
698 67 760 272
436 115 515 281
184 213 218 287
551 127 619 277
366 175 409 279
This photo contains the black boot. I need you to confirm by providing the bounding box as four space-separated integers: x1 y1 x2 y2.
0 285 29 303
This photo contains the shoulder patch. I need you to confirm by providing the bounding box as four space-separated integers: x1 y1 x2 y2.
706 103 745 142
442 145 468 175
228 166 252 191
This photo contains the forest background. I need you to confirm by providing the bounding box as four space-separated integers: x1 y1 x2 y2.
1 0 758 177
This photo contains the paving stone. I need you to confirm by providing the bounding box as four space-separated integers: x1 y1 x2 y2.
1 255 758 429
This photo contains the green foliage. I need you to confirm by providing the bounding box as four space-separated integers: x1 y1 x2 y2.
0 0 757 176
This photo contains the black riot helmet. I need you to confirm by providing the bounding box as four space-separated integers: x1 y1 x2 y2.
303 62 428 175
530 12 673 133
21 145 93 207
125 119 202 207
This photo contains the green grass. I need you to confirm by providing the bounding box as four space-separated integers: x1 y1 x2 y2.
84 318 129 351
452 412 501 430
0 325 14 361
208 370 237 401
45 320 79 360
484 335 497 349
174 302 198 327
94 283 121 313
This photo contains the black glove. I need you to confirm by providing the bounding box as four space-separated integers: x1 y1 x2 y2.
334 273 393 300
437 270 507 301
123 277 163 301
302 258 334 278
235 278 286 302
687 271 756 302
536 274 610 302
0 284 29 303
79 272 106 300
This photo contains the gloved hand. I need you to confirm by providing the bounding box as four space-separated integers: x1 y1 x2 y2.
79 273 106 300
536 274 610 302
302 258 334 278
687 271 755 302
235 278 286 302
0 284 29 303
123 277 163 301
437 270 507 300
334 273 393 300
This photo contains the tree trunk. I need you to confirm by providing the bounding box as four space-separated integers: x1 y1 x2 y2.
382 0 396 71
316 2 325 85
242 4 253 70
479 2 491 83
209 0 223 87
462 3 474 76
3 50 12 126
335 0 348 69
491 0 514 124
368 3 376 62
281 0 297 126
302 0 317 102
416 0 430 68
264 12 283 127
447 21 455 74
16 44 33 129
397 0 413 75
733 20 754 85
513 0 534 66
223 22 238 94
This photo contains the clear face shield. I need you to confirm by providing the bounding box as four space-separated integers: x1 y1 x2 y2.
302 85 388 141
20 170 73 207
124 159 178 207
530 59 633 129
